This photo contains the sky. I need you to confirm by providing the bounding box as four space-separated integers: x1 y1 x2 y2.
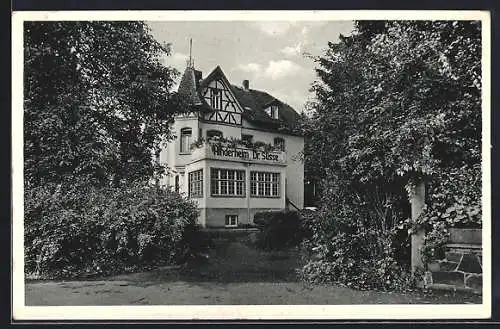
148 21 355 112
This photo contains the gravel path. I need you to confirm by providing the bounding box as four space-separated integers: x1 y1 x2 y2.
25 236 482 305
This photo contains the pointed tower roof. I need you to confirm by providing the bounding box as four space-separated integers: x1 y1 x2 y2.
177 66 203 106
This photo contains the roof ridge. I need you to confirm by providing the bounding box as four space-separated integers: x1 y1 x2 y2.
232 84 297 111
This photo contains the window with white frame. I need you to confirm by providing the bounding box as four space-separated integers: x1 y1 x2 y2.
225 215 238 227
188 169 203 198
211 168 245 197
250 171 280 197
180 128 192 153
210 88 223 110
274 137 285 151
265 105 279 119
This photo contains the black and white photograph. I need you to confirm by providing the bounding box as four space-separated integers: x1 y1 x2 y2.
11 10 491 320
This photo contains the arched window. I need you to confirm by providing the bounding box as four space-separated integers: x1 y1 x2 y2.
206 130 223 140
274 137 285 152
180 128 192 153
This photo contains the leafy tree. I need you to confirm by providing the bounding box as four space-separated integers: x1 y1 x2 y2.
307 20 481 189
301 20 482 289
24 21 181 187
23 22 210 278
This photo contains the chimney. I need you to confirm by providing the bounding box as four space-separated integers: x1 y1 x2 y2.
242 79 250 91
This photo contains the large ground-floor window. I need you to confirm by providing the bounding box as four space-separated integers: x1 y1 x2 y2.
188 169 203 198
211 168 245 197
250 171 280 197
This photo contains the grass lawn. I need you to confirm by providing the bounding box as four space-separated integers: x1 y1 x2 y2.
25 230 482 305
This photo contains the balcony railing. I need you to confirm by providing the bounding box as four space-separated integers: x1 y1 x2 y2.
190 141 286 165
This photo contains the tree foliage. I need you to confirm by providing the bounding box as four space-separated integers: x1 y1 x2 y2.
301 20 482 289
23 22 209 279
24 21 181 187
307 20 481 186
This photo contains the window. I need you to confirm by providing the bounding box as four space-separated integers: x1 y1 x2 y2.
180 128 192 153
188 169 203 198
210 88 223 110
207 130 223 140
225 215 238 227
274 137 285 151
175 175 179 193
265 105 279 119
271 105 279 119
241 134 253 146
251 171 280 197
211 168 245 197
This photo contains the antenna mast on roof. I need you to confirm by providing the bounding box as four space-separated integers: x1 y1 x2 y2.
187 38 194 68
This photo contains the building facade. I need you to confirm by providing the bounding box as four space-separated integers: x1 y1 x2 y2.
159 64 304 228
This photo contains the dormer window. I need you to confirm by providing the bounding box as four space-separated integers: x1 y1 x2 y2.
265 104 279 119
210 88 223 110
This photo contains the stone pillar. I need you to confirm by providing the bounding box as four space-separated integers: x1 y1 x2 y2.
410 180 426 274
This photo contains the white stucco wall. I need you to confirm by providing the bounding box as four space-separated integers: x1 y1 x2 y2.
242 119 304 208
160 115 201 188
283 134 304 209
200 122 242 140
159 114 304 226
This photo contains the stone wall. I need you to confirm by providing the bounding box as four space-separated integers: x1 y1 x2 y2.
424 228 482 294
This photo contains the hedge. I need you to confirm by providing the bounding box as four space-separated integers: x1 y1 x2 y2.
24 182 202 279
253 210 311 250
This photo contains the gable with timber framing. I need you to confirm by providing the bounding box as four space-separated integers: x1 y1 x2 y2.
200 67 244 125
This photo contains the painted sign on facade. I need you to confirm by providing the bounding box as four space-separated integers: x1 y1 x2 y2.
190 143 285 165
211 144 281 161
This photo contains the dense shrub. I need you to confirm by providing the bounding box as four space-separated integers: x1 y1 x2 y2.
298 208 318 238
24 182 202 279
253 210 310 250
299 218 414 290
298 180 414 291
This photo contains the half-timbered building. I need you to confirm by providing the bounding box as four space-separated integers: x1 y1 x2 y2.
159 63 304 227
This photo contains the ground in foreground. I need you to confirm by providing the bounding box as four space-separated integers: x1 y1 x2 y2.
25 231 481 305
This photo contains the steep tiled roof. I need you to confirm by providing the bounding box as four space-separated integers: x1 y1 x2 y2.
230 85 277 125
230 85 301 133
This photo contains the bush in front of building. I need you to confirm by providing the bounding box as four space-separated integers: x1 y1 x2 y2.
297 192 415 292
253 210 310 250
24 182 202 279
